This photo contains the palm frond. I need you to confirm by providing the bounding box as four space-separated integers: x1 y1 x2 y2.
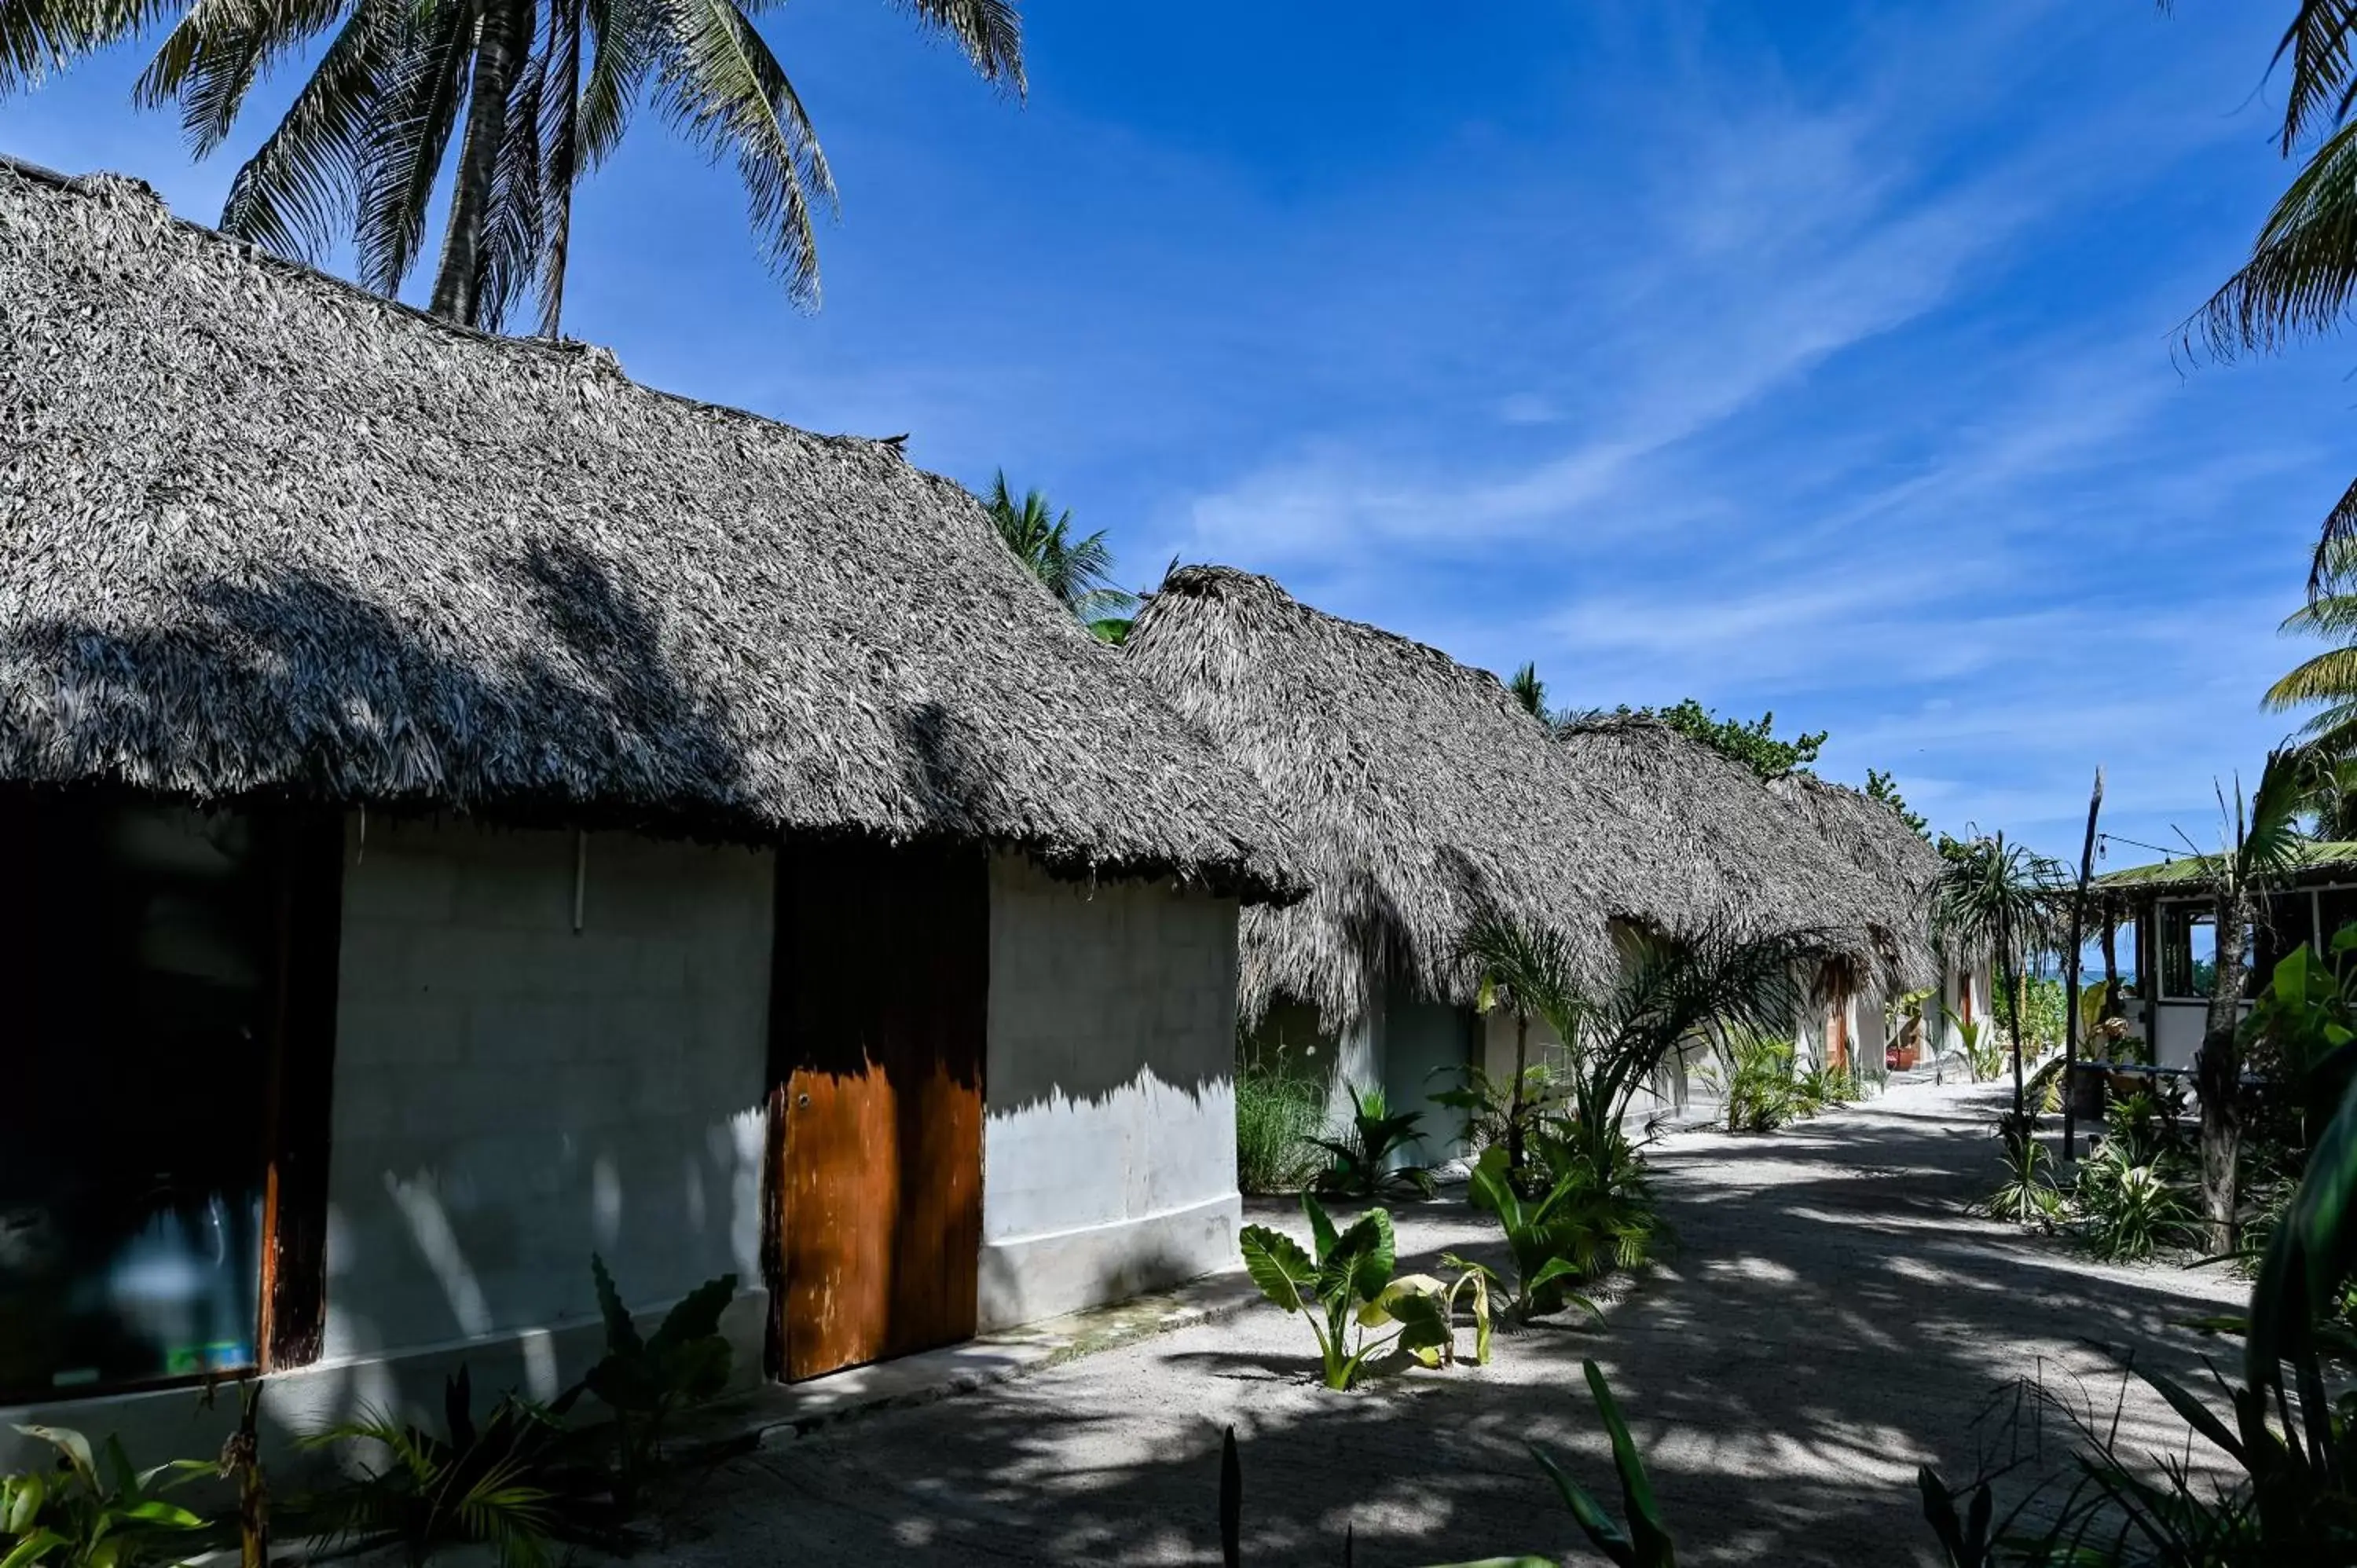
354 0 475 296
2 0 169 93
2189 117 2357 361
653 0 834 303
137 0 352 158
1462 914 1583 1037
2311 477 2357 595
209 0 406 262
2242 747 2315 884
2272 0 2357 152
2267 646 2357 712
893 0 1022 91
476 13 549 332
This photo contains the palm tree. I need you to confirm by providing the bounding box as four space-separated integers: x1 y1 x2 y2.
2177 749 2309 1251
1931 832 2065 1124
983 471 1137 637
1508 661 1548 720
2267 540 2357 760
1461 914 1822 1184
2176 4 2357 587
2 0 1022 334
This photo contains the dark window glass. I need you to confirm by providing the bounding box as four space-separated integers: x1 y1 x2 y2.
2319 888 2357 954
2256 891 2319 984
0 804 277 1398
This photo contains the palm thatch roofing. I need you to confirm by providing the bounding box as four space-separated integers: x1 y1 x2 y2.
0 159 1296 899
1125 566 1941 1030
2094 841 2357 899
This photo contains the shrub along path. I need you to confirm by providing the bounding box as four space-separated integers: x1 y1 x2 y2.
640 1080 2242 1566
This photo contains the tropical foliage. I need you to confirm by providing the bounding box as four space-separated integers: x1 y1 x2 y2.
1446 1143 1619 1324
0 0 1023 333
1616 698 1825 781
1461 915 1822 1162
581 1256 736 1510
984 472 1138 639
299 1368 608 1568
1234 1060 1328 1194
1310 1083 1435 1200
1236 1193 1485 1390
1866 767 1930 837
0 1426 214 1567
1932 833 2065 1120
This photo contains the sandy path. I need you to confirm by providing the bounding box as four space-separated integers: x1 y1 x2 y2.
640 1079 2244 1566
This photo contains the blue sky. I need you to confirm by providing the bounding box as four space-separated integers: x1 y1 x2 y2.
3 0 2348 866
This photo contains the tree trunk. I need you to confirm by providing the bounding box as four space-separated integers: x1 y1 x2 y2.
1505 1008 1529 1178
2064 768 2102 1157
537 0 582 339
2198 891 2249 1254
429 0 524 325
2001 951 2026 1122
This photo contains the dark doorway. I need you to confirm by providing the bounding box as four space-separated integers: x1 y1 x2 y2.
766 839 987 1383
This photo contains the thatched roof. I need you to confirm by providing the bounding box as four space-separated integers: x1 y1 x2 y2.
0 159 1297 899
1125 566 1938 1028
2095 841 2357 899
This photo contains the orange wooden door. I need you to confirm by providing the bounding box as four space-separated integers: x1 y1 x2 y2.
1825 1006 1849 1075
767 839 987 1383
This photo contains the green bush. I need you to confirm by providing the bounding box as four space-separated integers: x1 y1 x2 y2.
1237 1193 1486 1390
1310 1084 1435 1200
1234 1064 1326 1194
1717 1035 1802 1133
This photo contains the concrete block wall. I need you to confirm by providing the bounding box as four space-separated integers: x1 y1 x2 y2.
978 855 1241 1330
324 818 774 1389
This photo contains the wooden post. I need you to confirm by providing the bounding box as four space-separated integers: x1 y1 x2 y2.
2063 768 2103 1159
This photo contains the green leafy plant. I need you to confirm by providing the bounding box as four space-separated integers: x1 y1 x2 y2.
1988 1112 2065 1230
1237 1193 1453 1390
1522 1360 1679 1568
1713 1035 1802 1133
1953 1011 2006 1085
1311 1084 1435 1200
1448 1145 1617 1324
299 1368 607 1568
1234 1062 1329 1194
1432 1059 1569 1183
582 1257 737 1511
2070 1134 2197 1262
0 1427 214 1568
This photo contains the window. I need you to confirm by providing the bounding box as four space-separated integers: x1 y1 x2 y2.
2319 887 2357 954
0 805 289 1399
2157 903 2253 1002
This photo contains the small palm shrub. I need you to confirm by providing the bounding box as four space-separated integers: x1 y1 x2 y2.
1987 1112 2064 1230
1718 1035 1802 1132
1234 1064 1326 1193
1312 1085 1435 1200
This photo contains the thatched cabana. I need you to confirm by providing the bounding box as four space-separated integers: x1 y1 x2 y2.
0 159 1294 1451
2092 843 2357 1068
1126 566 1945 1123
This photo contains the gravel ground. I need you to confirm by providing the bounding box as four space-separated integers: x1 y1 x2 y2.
635 1079 2245 1566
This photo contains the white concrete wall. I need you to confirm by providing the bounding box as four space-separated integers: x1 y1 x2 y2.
1479 1009 1699 1127
323 819 774 1390
977 855 1241 1331
2 816 775 1467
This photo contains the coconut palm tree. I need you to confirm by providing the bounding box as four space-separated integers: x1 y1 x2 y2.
1 0 1021 334
984 471 1136 637
1931 832 2066 1124
1508 661 1548 720
2267 540 2357 761
2176 3 2357 587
